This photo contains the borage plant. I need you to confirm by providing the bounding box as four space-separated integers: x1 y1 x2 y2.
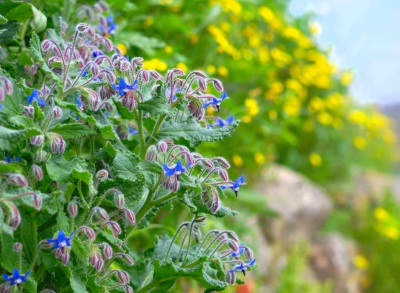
0 6 255 293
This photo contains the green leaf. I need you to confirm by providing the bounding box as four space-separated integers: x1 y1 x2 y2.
0 126 41 151
33 98 45 121
0 233 19 271
72 237 91 266
10 115 36 128
0 21 20 44
0 14 7 25
156 116 239 148
5 2 47 33
49 123 96 139
46 154 87 183
70 269 89 293
30 32 62 88
0 67 27 115
138 94 173 116
111 151 141 180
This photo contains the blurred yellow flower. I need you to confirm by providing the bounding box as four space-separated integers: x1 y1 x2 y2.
218 65 229 76
353 255 369 270
258 47 270 63
283 99 301 116
144 17 154 27
317 112 333 125
220 22 231 32
241 115 252 123
269 110 277 120
117 43 127 55
308 97 325 112
374 207 389 221
164 45 173 53
232 154 243 167
353 136 367 149
143 58 168 71
206 106 215 115
282 26 301 41
176 62 188 72
254 152 266 165
189 34 199 44
309 153 322 167
384 226 400 240
258 6 275 23
309 21 321 35
340 71 353 86
245 98 259 117
326 93 343 110
349 110 366 124
206 65 216 74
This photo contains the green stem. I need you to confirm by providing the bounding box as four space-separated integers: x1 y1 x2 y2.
147 113 167 146
137 110 146 159
77 181 89 210
182 215 196 265
175 230 189 264
164 223 187 263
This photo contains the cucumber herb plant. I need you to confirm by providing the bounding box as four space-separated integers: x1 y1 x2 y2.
0 2 255 292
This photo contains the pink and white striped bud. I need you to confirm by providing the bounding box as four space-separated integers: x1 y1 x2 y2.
226 271 236 284
209 78 224 92
51 136 66 154
121 254 135 266
96 169 109 181
23 105 34 117
218 169 229 182
88 27 96 38
41 40 52 52
150 70 162 80
89 250 101 267
102 243 113 259
76 23 89 33
195 216 207 223
119 60 130 72
90 63 100 77
99 1 109 11
123 208 136 226
172 180 180 193
8 174 28 188
228 240 239 252
99 16 107 28
52 106 63 120
10 205 21 230
109 221 121 236
173 68 184 75
61 251 70 266
67 202 78 218
104 39 113 51
114 193 125 208
13 242 22 252
145 145 157 162
131 57 144 67
141 70 150 82
31 64 39 75
105 70 116 84
91 97 100 111
202 159 214 169
30 135 44 146
3 79 12 95
31 165 43 181
214 157 230 169
116 270 130 285
55 247 63 258
198 78 207 91
157 140 168 154
94 207 109 221
244 247 253 261
96 257 104 272
0 88 4 102
33 194 42 211
125 286 134 293
83 227 96 240
93 3 103 13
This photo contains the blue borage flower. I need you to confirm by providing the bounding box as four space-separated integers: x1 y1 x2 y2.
202 91 228 111
92 49 104 59
0 104 3 110
112 77 139 96
99 14 117 37
27 89 46 106
228 258 256 275
2 268 30 287
162 160 192 179
166 87 181 102
230 244 245 258
208 115 234 128
221 175 245 197
129 127 139 135
5 155 20 164
47 230 73 249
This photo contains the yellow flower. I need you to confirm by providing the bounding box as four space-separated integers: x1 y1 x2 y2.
245 98 259 117
309 21 321 35
176 62 188 72
269 110 277 120
241 115 252 123
282 26 301 41
309 153 322 167
340 71 353 86
232 154 243 167
164 45 173 53
144 17 154 27
258 6 275 23
258 47 270 63
353 136 367 149
349 110 366 124
353 255 369 270
317 112 333 125
117 43 127 56
283 99 301 116
374 207 389 221
384 226 400 240
206 106 215 115
220 22 231 32
206 65 216 74
265 82 283 100
308 97 325 112
254 152 266 165
142 58 168 71
218 66 229 77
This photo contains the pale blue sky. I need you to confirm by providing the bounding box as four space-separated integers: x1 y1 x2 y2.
289 0 400 104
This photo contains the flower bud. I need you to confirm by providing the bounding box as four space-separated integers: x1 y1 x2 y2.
141 70 149 82
198 78 207 91
89 250 101 267
90 63 100 77
218 169 229 182
96 257 104 272
33 194 42 211
23 105 34 117
76 23 89 33
55 247 63 258
96 169 109 181
104 38 113 51
131 57 144 67
67 202 78 218
114 193 125 208
3 78 12 95
244 247 253 261
52 106 63 120
31 64 39 75
61 251 70 266
172 180 180 193
195 216 207 223
94 207 109 221
119 60 130 72
226 271 236 285
150 70 162 80
0 88 4 102
123 208 136 226
99 1 109 11
51 136 66 154
30 135 44 146
11 206 21 229
41 40 52 52
109 221 121 236
145 145 157 162
88 27 96 38
8 174 28 188
105 70 116 84
214 157 230 169
209 78 224 92
13 242 22 252
31 164 43 181
157 140 168 154
99 16 107 28
202 159 214 169
125 286 134 293
102 243 113 260
93 3 102 13
83 227 96 240
117 270 130 285
121 254 135 266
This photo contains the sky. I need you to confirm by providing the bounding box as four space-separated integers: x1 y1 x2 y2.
289 0 400 105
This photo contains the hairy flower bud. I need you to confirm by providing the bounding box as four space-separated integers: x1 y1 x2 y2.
157 140 168 154
61 251 70 266
150 70 162 80
209 78 224 92
67 202 78 218
123 208 136 226
109 221 121 236
119 60 130 72
104 38 113 51
90 63 100 77
51 136 66 154
102 243 113 260
33 193 42 210
145 145 157 162
3 78 12 95
96 257 104 272
83 227 96 240
9 203 21 230
13 242 22 252
24 105 34 117
131 57 144 67
114 193 125 208
226 271 236 284
94 207 109 221
89 250 101 267
30 135 44 146
141 70 149 82
214 157 230 169
198 78 207 91
218 169 229 182
116 270 130 285
41 40 52 52
52 106 63 120
76 23 89 33
244 247 253 261
96 169 109 181
31 164 43 181
8 174 28 188
125 286 134 293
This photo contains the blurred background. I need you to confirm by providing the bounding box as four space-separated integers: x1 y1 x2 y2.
91 0 400 291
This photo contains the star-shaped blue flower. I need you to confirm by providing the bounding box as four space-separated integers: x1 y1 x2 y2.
27 90 46 106
162 160 191 179
221 175 245 197
166 87 180 102
230 244 245 258
92 50 104 59
112 77 139 96
228 259 256 275
2 269 30 286
209 115 234 128
5 155 20 164
202 91 227 111
99 14 117 37
129 127 139 135
47 230 73 249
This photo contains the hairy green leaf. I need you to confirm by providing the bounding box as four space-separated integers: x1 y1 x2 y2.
49 123 96 139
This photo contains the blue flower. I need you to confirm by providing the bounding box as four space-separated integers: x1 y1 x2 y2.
221 175 245 197
47 230 73 249
129 127 139 135
162 160 191 179
27 90 46 106
99 14 117 37
0 104 3 110
92 50 104 59
2 268 30 286
202 91 228 111
75 95 82 109
5 155 20 164
228 259 256 275
165 87 180 102
112 77 139 96
82 70 87 77
209 115 234 128
230 244 245 258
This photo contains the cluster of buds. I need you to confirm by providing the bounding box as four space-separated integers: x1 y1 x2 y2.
0 76 13 102
49 134 66 154
45 230 74 266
